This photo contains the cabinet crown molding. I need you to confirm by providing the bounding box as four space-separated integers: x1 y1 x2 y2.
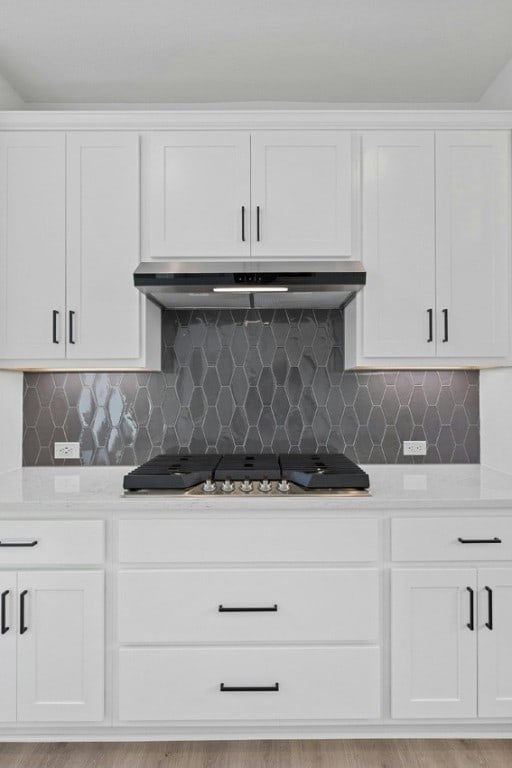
3 109 512 131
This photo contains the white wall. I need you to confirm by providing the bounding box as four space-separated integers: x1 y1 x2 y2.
479 58 512 107
480 368 512 474
0 372 23 471
0 71 23 108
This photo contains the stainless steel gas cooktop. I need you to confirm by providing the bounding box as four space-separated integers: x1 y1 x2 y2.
123 453 371 497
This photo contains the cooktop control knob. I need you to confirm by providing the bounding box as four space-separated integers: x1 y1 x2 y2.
202 479 216 494
240 479 253 494
277 478 290 494
221 479 234 494
258 479 272 494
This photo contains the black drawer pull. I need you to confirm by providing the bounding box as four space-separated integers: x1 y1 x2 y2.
458 537 501 544
466 586 474 631
485 586 493 630
0 540 38 547
220 683 279 692
256 206 261 241
20 590 28 635
442 308 449 342
69 310 76 344
218 604 278 613
241 206 246 242
1 590 9 635
52 310 59 344
427 308 433 342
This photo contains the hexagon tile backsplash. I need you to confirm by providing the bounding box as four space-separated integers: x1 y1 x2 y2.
23 309 479 466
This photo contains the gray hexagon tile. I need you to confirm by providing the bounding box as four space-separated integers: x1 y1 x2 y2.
23 311 479 466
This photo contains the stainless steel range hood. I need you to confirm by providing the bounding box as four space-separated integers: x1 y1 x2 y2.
134 261 366 310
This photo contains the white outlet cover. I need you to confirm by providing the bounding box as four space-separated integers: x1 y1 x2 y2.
54 442 80 460
403 440 427 456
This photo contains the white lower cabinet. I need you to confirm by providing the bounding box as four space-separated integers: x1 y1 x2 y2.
118 646 380 722
392 567 512 719
0 570 104 724
117 567 379 644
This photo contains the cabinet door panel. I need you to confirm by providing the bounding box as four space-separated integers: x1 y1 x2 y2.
478 569 512 717
436 131 510 357
0 573 16 722
392 569 477 718
143 131 250 259
66 132 141 360
361 131 436 358
17 570 104 722
0 133 66 359
251 131 352 258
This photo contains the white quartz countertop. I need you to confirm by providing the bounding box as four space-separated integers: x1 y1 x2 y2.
0 464 512 514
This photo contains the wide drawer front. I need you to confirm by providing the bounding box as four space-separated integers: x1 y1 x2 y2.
0 520 105 564
118 517 379 564
118 646 380 721
392 517 512 562
117 567 379 644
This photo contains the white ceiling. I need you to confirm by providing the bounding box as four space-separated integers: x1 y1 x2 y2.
0 0 511 104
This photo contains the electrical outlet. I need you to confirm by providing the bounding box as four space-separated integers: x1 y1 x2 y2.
403 440 427 456
54 442 80 460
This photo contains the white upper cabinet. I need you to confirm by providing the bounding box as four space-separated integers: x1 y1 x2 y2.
66 133 142 360
360 131 436 358
346 129 511 368
142 130 354 260
0 131 160 370
250 131 353 258
0 133 66 360
143 131 250 259
436 131 510 358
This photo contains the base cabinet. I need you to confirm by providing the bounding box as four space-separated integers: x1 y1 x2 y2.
392 568 512 719
118 646 380 722
0 570 104 724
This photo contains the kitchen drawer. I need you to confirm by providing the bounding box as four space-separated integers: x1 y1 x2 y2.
118 517 379 564
0 520 104 565
118 646 380 721
392 517 512 562
117 567 379 644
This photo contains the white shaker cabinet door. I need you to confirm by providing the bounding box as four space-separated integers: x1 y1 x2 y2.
478 569 512 718
16 570 104 722
391 569 477 719
0 573 17 722
436 131 510 357
361 131 436 358
250 131 352 258
66 132 141 360
0 133 66 359
142 131 250 259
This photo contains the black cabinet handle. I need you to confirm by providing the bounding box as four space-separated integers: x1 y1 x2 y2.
218 604 278 613
220 683 279 692
466 587 474 631
485 586 493 630
442 308 448 342
241 206 246 242
52 310 59 344
69 311 76 344
19 590 28 635
256 206 261 242
427 308 433 342
0 540 38 547
1 590 9 635
458 537 501 544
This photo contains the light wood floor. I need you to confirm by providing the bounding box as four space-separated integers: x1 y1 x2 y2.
0 740 511 768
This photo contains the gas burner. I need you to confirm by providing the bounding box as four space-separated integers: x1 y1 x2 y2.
123 453 370 496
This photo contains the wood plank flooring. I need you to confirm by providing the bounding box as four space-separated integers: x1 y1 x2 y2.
0 740 511 768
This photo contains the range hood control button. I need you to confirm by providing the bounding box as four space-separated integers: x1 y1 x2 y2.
240 479 253 494
202 479 217 494
277 478 290 494
221 479 234 494
258 479 272 493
